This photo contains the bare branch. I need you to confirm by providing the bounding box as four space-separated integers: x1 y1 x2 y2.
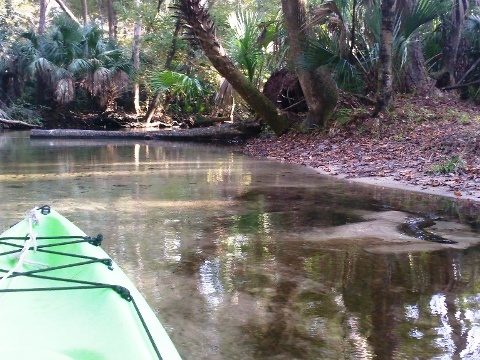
54 0 81 25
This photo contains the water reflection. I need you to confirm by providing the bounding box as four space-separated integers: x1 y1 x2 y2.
1 131 480 359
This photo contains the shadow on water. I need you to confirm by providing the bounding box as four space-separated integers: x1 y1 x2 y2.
1 132 480 359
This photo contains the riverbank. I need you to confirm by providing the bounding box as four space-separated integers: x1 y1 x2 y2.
240 94 480 204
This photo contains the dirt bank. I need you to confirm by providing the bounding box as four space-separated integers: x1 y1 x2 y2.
240 94 480 204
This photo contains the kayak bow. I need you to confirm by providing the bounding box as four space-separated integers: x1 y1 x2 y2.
0 206 182 360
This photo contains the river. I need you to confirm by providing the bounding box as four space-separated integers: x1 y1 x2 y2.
1 131 480 359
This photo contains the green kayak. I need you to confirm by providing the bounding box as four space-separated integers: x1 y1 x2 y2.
0 206 182 360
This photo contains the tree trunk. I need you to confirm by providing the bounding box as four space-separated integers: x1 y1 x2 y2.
39 0 48 34
281 0 338 132
106 0 117 41
174 0 290 135
143 18 182 123
374 0 396 115
132 0 142 115
436 0 468 87
144 92 162 124
164 18 182 70
81 0 88 26
0 118 41 129
403 34 431 94
132 20 142 114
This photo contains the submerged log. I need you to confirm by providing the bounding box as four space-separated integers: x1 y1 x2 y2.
398 217 457 244
30 120 262 142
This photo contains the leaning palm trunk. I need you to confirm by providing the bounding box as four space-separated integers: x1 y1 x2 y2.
281 0 338 132
173 0 290 135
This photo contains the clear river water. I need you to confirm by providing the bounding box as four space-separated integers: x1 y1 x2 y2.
1 131 480 359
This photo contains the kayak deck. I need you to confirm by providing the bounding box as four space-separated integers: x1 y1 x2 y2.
0 206 181 360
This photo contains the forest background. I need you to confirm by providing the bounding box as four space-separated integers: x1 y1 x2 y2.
0 0 480 202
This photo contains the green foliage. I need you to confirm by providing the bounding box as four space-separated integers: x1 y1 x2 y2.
301 0 448 93
148 70 207 113
149 70 203 99
427 156 465 174
0 107 9 119
225 10 286 88
4 101 44 125
227 11 263 83
0 0 34 53
1 14 131 110
401 0 450 40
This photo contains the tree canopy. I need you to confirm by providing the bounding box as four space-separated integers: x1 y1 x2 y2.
1 0 479 134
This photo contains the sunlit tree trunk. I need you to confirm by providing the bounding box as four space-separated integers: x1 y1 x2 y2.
144 18 182 124
281 0 338 132
374 0 396 115
132 0 142 115
106 0 117 41
81 0 88 26
174 0 290 135
39 0 48 34
53 0 81 25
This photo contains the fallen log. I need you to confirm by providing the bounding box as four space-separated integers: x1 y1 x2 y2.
193 115 231 127
0 118 41 129
30 120 262 142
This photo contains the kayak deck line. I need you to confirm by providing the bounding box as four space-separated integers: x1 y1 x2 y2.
0 206 181 359
0 232 162 359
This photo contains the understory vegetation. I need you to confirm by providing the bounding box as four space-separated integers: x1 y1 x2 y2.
0 0 479 135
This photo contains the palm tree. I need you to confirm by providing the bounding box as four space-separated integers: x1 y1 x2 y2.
5 15 130 110
146 69 204 124
281 0 338 131
303 0 448 97
172 0 291 135
219 11 286 121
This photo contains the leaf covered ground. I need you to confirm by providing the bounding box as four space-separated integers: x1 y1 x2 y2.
240 94 480 202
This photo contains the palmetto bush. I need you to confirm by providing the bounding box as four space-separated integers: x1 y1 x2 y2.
301 0 448 93
2 15 131 110
148 70 205 113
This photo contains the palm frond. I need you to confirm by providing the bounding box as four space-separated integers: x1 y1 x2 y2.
402 0 449 40
30 57 54 81
149 70 203 99
54 77 75 105
20 31 41 50
310 0 345 28
465 14 480 32
86 67 110 97
301 36 337 71
68 58 92 75
227 11 263 82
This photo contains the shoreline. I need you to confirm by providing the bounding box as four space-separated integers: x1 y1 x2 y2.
314 168 480 203
26 128 480 204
